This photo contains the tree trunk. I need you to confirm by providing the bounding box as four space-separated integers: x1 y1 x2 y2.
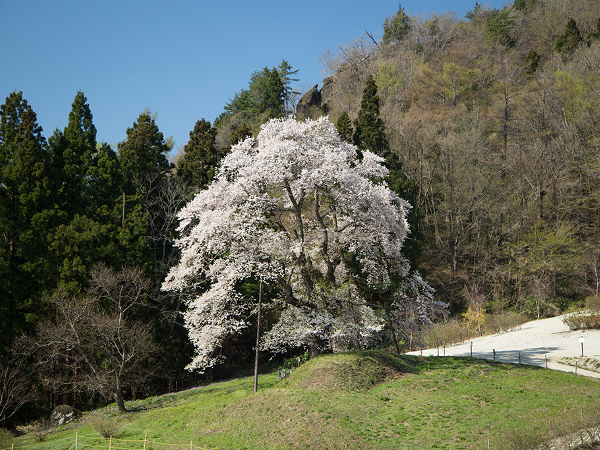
309 342 320 359
114 376 127 413
114 390 127 413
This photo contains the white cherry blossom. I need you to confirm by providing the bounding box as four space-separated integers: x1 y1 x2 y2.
163 116 442 371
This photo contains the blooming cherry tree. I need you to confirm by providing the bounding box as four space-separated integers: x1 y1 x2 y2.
163 116 442 371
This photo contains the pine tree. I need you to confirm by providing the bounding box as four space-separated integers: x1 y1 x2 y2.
0 92 51 351
262 68 284 119
118 111 174 277
176 119 219 189
353 75 389 156
86 142 125 269
353 76 422 268
48 91 97 216
383 4 411 45
486 9 516 47
278 60 300 116
555 18 583 56
335 111 353 143
118 110 172 194
46 92 109 291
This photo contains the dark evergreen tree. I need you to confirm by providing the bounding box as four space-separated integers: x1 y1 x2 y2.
486 9 516 47
0 92 50 352
335 111 353 143
176 119 219 189
525 50 541 76
118 110 172 194
86 142 126 269
353 75 389 156
353 76 422 268
262 68 284 118
465 2 483 22
48 91 97 217
118 111 174 278
383 4 411 44
555 18 583 56
278 60 300 116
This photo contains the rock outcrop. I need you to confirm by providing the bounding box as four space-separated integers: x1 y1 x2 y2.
295 84 323 118
49 405 82 426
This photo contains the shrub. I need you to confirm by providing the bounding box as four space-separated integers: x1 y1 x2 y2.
562 312 600 330
86 414 121 439
483 312 528 334
424 319 470 347
0 428 15 449
585 295 600 312
16 420 51 442
462 306 485 335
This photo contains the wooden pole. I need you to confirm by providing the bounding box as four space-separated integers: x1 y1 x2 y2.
75 431 78 450
190 440 193 450
144 433 147 450
109 436 112 450
254 280 263 393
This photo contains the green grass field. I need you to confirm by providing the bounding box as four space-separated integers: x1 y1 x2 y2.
10 352 600 450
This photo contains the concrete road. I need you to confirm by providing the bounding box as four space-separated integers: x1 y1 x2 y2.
409 315 600 379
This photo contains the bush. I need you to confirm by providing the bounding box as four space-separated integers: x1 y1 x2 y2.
0 428 15 449
483 312 528 334
16 420 51 442
424 319 470 347
585 295 600 312
562 312 600 330
86 414 121 439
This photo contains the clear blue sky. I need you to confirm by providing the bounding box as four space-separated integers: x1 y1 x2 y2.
1 0 506 151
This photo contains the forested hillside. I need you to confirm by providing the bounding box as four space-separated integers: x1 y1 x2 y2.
307 0 600 315
1 0 600 428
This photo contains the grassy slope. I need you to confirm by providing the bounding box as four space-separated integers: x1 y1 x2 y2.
15 352 600 450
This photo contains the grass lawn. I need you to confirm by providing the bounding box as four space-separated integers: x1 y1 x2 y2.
11 352 600 450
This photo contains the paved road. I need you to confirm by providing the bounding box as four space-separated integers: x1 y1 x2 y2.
408 315 600 379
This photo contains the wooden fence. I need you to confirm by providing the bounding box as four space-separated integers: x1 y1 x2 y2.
2 432 218 450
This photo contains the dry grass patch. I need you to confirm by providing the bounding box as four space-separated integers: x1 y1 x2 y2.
283 351 418 392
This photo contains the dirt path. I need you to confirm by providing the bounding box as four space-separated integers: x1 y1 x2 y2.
409 315 600 379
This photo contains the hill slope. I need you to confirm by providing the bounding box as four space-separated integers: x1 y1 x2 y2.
14 352 600 450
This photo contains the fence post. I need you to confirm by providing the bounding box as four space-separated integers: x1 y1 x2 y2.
75 431 78 450
493 349 495 361
545 355 548 368
109 435 112 450
144 433 147 450
470 341 473 357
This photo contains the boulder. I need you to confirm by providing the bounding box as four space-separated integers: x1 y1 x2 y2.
49 405 82 426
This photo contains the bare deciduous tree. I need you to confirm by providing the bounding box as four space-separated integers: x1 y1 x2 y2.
17 266 157 413
0 362 34 423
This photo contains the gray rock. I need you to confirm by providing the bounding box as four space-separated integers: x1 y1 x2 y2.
295 84 323 118
49 405 82 426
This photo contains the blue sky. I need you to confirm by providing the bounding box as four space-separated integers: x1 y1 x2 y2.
1 0 506 151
